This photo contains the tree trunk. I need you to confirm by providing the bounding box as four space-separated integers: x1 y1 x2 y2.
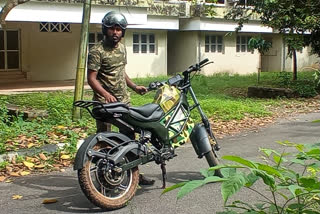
72 0 92 121
292 49 297 81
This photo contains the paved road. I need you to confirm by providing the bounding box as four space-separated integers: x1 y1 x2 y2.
1 112 319 214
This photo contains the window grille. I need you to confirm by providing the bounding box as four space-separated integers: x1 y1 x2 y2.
133 33 156 54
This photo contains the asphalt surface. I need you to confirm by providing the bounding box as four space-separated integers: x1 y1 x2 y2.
0 111 319 214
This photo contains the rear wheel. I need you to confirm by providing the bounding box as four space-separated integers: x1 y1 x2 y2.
78 142 139 210
204 151 223 177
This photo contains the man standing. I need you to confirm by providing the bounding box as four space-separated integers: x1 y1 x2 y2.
87 11 154 185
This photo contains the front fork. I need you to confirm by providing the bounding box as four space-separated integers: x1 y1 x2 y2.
188 87 220 151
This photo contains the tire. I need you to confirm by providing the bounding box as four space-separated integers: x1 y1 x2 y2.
78 142 139 210
204 151 223 177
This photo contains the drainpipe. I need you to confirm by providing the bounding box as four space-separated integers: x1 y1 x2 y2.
282 38 286 71
72 0 91 121
198 31 201 63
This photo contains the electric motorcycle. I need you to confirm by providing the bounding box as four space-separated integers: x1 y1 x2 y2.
73 58 222 210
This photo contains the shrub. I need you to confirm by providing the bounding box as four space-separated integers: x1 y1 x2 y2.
164 141 320 214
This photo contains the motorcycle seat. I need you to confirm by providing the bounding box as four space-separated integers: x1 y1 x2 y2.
129 103 164 122
92 102 129 120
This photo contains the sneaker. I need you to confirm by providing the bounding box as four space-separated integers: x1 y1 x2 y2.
139 174 155 185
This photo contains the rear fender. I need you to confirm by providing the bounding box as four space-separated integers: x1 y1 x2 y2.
73 132 134 170
190 123 212 158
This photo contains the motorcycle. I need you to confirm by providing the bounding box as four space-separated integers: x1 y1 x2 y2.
73 58 222 210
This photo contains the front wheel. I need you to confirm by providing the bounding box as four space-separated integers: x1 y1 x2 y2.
78 142 139 210
204 151 223 177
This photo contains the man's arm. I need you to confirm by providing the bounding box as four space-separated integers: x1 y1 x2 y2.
125 72 147 95
87 69 117 103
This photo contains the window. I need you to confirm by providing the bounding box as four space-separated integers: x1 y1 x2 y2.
0 29 20 70
205 0 224 4
236 35 252 52
205 35 224 53
238 0 254 6
133 33 155 54
89 32 103 49
40 22 71 33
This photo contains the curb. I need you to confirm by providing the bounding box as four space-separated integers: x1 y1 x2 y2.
0 144 59 162
0 139 85 163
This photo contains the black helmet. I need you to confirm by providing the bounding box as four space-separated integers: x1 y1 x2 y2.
102 11 128 37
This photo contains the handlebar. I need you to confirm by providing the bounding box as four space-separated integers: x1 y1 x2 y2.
147 58 212 91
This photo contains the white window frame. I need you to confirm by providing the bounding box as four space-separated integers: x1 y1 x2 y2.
0 29 20 71
236 35 252 53
205 34 224 53
132 33 156 54
40 22 71 33
89 32 104 49
238 0 254 7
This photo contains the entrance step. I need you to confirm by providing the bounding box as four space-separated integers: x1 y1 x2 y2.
0 71 26 83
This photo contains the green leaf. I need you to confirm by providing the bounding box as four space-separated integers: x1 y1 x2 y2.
221 173 247 204
177 180 205 200
256 163 283 178
245 172 259 187
290 158 305 165
288 203 304 210
306 148 320 159
252 169 275 187
204 176 228 184
200 168 211 178
273 154 281 165
259 148 281 157
221 168 237 178
312 119 320 123
288 184 302 198
208 164 246 172
222 156 257 169
276 191 289 200
302 210 320 214
299 177 320 190
162 182 187 195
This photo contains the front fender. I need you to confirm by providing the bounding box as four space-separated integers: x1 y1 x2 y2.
190 123 212 158
73 132 132 170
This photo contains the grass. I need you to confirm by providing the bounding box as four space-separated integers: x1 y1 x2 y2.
0 71 318 156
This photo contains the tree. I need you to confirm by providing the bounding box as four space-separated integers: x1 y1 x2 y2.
225 0 320 81
248 36 272 83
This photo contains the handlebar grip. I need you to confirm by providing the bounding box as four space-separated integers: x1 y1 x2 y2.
199 58 209 66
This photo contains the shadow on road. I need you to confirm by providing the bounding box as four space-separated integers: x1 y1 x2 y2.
11 169 204 213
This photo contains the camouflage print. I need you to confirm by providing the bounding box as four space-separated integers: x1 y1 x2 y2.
87 40 130 104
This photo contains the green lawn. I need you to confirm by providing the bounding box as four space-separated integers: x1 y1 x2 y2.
0 71 318 155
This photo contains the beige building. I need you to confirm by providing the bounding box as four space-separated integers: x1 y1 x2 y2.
0 0 319 83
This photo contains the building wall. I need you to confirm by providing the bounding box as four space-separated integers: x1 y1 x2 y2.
284 46 320 72
261 34 283 72
4 22 167 81
200 32 260 75
5 22 80 81
125 29 168 78
167 31 198 75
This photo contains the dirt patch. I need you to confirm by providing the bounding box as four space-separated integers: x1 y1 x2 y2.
211 97 320 138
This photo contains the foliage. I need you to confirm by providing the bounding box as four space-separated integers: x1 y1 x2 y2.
248 36 272 55
276 72 318 97
164 141 320 214
225 0 320 80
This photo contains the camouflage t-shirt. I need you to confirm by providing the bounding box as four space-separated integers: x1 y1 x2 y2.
87 40 130 104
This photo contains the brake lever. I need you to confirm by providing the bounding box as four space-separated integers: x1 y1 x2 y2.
199 61 214 69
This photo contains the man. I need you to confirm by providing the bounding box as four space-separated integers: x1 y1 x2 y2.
87 11 154 185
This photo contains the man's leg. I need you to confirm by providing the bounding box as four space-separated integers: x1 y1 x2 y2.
96 120 111 133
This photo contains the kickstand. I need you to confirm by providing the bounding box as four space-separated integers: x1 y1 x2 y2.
160 162 167 189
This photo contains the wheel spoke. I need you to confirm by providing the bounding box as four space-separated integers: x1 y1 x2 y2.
118 184 128 191
90 165 98 173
